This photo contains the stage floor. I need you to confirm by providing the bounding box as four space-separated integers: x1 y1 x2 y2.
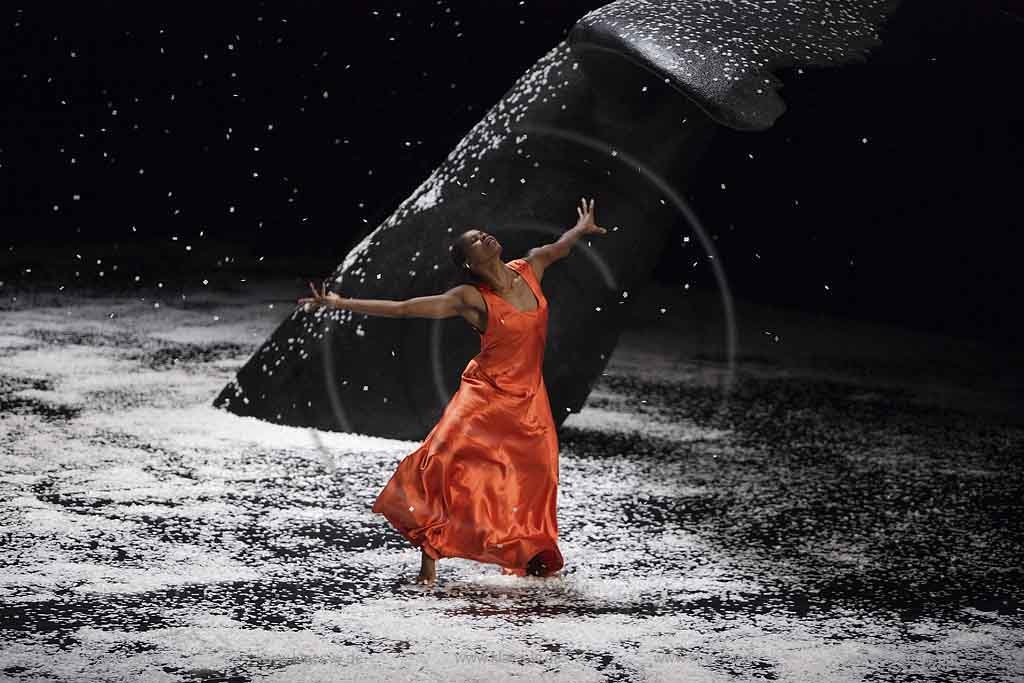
1 280 1021 681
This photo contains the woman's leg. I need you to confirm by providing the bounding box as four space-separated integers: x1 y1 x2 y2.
414 547 437 584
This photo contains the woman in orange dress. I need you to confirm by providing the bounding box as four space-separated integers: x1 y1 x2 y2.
300 198 606 584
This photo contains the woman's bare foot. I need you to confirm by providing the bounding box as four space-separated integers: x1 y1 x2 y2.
413 548 436 585
526 555 547 577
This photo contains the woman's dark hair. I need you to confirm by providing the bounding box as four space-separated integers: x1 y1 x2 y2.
448 230 483 286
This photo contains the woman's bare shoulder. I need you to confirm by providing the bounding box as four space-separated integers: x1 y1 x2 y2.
447 283 487 334
447 283 485 307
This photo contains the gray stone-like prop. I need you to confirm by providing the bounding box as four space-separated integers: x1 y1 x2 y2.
214 0 902 440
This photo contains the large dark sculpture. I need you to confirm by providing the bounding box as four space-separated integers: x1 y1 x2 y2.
214 0 902 440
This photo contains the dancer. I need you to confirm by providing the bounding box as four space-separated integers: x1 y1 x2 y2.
299 198 607 584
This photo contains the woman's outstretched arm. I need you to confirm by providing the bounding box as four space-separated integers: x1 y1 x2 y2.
298 281 403 317
333 297 405 317
398 286 471 320
527 197 607 281
298 281 470 320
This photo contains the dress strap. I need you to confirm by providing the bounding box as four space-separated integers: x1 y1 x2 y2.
512 258 535 283
511 259 541 305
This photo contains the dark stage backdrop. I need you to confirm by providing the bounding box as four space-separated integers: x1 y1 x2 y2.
1 1 1021 348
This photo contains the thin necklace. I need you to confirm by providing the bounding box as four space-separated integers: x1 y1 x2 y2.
491 265 518 293
469 261 518 291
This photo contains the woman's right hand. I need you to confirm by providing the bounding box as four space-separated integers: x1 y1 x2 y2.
297 279 346 311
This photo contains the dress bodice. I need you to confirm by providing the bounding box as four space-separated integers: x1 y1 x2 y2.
465 258 548 398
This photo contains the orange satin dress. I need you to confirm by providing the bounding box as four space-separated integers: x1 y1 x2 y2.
371 257 564 577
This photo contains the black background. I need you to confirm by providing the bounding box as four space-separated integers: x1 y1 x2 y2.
2 1 1021 348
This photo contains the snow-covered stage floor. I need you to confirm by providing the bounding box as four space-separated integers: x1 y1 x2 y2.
2 280 1022 681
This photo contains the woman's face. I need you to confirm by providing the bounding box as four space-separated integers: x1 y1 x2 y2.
464 228 500 267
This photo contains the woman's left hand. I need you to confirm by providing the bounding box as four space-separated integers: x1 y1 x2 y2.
575 197 608 235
